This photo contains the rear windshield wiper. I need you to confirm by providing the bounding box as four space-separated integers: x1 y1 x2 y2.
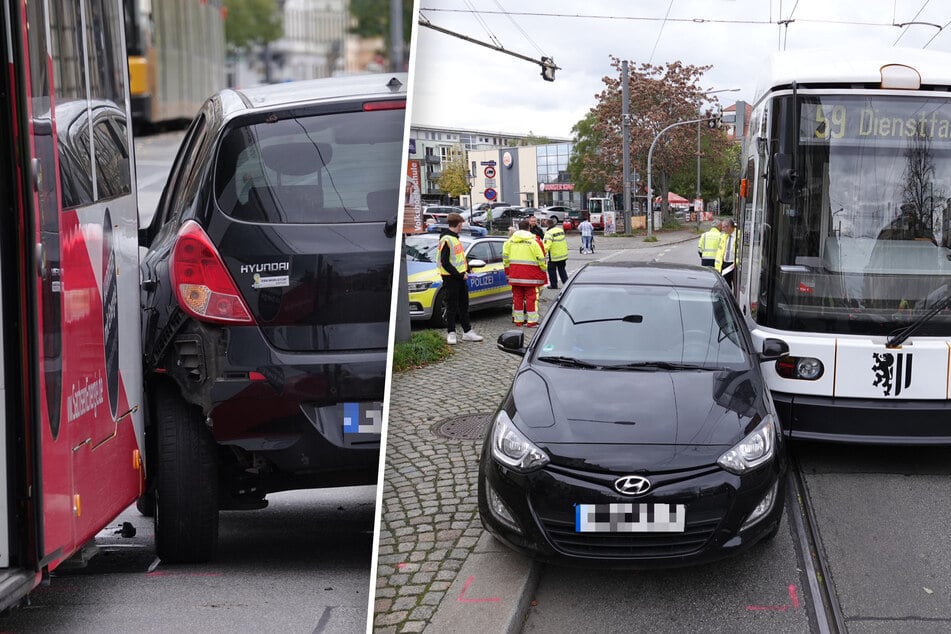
536 355 600 368
886 291 951 347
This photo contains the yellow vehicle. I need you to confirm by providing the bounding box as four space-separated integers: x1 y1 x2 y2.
406 234 512 326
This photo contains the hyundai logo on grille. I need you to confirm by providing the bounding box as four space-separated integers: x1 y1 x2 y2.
614 475 651 496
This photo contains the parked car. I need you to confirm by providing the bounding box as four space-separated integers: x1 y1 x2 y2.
406 234 511 325
492 206 532 225
479 261 790 568
425 222 488 236
138 74 406 562
537 205 576 223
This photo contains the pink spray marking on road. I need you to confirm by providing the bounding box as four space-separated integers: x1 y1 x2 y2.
457 576 502 603
746 584 800 611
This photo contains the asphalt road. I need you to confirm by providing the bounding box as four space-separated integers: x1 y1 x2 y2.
0 488 376 633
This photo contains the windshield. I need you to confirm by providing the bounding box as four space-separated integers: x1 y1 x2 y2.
761 94 951 335
405 235 471 263
533 284 751 369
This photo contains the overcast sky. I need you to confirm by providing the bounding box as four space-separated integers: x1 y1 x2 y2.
408 0 951 139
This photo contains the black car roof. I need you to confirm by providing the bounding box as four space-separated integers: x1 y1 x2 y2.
215 74 407 119
573 261 723 289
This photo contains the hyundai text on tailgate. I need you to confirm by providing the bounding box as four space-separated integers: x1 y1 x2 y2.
139 75 405 562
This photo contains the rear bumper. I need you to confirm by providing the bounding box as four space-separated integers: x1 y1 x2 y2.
773 391 951 445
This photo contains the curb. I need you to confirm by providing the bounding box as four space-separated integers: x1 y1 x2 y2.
425 533 541 633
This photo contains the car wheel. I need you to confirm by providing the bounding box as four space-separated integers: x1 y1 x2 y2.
430 289 448 328
153 381 219 563
135 491 155 517
550 215 558 223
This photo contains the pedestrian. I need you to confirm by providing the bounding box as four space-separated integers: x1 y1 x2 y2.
698 220 722 267
527 214 546 242
544 218 569 289
438 213 484 344
503 219 548 327
578 214 594 253
715 218 738 290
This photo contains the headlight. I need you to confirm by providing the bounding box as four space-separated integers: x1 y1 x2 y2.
490 410 549 473
717 416 775 475
408 281 434 293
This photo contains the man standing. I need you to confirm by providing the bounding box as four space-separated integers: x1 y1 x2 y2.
698 220 722 267
715 219 738 290
544 219 569 289
527 214 546 242
503 219 548 327
578 214 594 253
438 213 484 344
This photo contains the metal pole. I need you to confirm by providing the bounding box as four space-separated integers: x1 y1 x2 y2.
647 117 706 239
390 0 404 71
621 60 632 234
696 120 702 231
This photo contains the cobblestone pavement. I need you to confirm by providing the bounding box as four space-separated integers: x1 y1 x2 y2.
373 229 701 633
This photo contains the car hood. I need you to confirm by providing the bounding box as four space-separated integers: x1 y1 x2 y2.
510 363 767 456
406 260 438 282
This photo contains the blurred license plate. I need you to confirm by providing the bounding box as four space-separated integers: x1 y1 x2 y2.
575 503 686 533
341 401 383 435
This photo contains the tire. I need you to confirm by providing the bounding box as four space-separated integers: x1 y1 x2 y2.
153 382 219 563
550 215 558 223
136 491 155 517
430 289 448 328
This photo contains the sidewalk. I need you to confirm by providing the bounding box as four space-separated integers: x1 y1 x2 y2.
373 228 700 633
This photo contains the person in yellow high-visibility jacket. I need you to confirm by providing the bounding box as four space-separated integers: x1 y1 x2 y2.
544 221 569 289
715 219 738 290
698 221 722 267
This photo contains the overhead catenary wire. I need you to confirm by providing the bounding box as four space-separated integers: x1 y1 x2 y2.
464 0 503 48
647 0 675 65
492 0 547 58
893 0 931 45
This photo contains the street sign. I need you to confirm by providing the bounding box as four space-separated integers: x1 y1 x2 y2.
484 188 497 201
480 161 497 166
484 166 496 179
485 178 496 188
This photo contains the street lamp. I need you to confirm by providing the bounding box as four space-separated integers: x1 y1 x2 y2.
647 117 710 239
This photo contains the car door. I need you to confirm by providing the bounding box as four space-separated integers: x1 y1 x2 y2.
465 240 497 308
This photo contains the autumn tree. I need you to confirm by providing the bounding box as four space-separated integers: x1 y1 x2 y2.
580 56 732 223
437 147 471 202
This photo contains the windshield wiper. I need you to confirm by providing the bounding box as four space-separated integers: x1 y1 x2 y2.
556 304 643 326
536 355 600 368
603 361 711 371
886 291 951 347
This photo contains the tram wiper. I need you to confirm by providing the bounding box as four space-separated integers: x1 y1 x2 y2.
885 290 951 348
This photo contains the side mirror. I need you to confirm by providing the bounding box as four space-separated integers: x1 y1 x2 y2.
772 153 798 204
497 330 527 356
468 258 487 269
759 338 789 362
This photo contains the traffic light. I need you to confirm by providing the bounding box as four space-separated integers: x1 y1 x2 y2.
541 57 556 82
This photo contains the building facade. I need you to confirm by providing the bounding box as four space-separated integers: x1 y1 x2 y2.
465 143 580 210
409 124 571 205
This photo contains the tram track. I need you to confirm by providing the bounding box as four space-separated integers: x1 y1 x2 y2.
787 446 848 634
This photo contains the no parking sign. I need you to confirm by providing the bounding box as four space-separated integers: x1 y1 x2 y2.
484 188 497 200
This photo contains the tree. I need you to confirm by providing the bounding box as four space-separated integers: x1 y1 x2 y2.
225 0 283 83
437 148 470 201
225 0 282 51
568 112 608 195
349 0 414 63
519 132 551 146
585 57 732 223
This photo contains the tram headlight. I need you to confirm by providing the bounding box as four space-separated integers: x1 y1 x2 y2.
775 356 823 380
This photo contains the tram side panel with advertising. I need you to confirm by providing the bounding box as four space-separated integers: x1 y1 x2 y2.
125 0 227 128
0 0 144 608
736 48 951 443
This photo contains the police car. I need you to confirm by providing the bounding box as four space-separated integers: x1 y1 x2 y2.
406 234 512 325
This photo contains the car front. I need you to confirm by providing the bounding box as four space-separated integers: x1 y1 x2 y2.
405 234 444 321
478 263 786 568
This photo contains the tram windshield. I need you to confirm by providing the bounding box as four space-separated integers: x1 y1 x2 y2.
761 94 951 336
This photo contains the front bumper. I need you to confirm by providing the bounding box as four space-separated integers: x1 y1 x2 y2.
774 392 951 445
478 448 784 569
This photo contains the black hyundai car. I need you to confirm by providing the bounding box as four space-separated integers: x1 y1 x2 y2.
139 75 405 562
478 262 790 568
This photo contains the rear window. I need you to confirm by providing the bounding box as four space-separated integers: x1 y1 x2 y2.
214 107 404 223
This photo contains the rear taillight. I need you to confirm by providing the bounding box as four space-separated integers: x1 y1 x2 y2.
171 221 254 324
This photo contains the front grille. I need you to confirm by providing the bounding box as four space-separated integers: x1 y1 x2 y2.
541 518 720 558
537 512 723 558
